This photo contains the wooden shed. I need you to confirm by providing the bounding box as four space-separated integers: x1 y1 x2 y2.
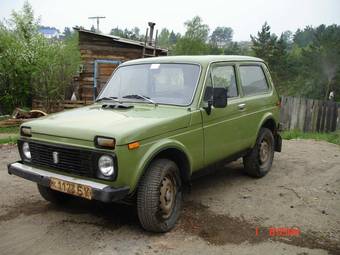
74 27 167 101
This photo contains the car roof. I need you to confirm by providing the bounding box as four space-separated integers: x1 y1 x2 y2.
120 55 264 66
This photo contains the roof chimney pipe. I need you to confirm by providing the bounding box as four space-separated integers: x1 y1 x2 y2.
148 22 156 46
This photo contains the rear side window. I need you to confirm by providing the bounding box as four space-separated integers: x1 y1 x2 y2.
239 65 269 96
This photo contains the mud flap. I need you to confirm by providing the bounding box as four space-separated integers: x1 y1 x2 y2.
275 134 282 152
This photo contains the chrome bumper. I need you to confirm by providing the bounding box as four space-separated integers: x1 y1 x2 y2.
8 162 129 202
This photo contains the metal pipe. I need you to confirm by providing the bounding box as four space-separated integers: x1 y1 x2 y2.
148 22 156 46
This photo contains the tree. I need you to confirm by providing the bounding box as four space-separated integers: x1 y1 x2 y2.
157 28 180 50
0 1 39 112
63 27 72 39
169 31 180 45
250 22 278 64
0 1 81 113
173 16 209 55
210 26 233 47
299 25 340 99
32 33 81 112
158 28 170 48
293 26 314 47
110 27 124 37
110 26 142 41
173 37 209 55
184 16 209 42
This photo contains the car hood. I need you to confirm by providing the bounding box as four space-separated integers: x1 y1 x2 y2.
26 104 192 145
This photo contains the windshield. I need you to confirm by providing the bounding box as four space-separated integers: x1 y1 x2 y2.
98 63 200 106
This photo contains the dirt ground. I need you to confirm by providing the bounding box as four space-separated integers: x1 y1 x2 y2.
0 140 339 255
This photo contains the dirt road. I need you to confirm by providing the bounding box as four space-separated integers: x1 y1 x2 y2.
0 140 339 255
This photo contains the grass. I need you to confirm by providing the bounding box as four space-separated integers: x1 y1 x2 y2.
0 126 19 145
0 126 20 133
0 135 19 145
282 130 340 146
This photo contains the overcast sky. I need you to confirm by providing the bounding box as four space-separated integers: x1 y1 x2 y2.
1 0 340 41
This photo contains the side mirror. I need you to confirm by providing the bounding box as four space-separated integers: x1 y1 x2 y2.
203 87 228 115
213 87 228 108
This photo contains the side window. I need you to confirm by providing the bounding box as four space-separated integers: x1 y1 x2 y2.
239 65 269 96
203 65 238 101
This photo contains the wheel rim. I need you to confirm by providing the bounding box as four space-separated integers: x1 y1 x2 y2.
259 138 271 164
159 175 176 219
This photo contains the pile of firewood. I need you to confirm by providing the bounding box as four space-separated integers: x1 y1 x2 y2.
0 108 47 128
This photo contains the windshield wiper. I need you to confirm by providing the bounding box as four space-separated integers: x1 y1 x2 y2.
122 94 157 105
95 96 120 103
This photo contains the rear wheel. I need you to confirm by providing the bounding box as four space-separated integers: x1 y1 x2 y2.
243 128 275 178
137 159 182 232
37 184 71 204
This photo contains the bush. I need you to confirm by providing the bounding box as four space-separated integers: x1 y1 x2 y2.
0 2 81 114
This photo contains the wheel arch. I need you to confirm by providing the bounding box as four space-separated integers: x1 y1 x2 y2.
252 113 277 147
131 140 192 192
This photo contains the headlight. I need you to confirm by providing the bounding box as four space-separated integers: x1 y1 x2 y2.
98 155 114 176
22 142 31 160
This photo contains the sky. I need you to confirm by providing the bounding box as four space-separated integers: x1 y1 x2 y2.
1 0 340 41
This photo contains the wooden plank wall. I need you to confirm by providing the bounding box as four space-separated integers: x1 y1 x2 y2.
78 31 166 101
280 96 340 132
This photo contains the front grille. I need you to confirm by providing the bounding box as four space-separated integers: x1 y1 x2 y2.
28 141 95 177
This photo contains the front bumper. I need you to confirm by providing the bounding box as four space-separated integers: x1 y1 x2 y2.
8 162 130 203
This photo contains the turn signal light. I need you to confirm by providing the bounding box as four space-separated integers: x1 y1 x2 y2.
128 141 140 150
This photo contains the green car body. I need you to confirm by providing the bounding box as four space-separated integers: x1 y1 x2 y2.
8 55 282 232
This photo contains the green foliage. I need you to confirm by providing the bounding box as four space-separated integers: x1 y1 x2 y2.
32 33 81 112
210 26 233 47
0 126 20 133
0 1 81 114
251 23 340 101
282 130 340 146
173 37 209 55
293 27 315 47
173 16 210 55
184 16 209 42
0 135 18 145
0 125 19 145
250 22 277 63
110 27 143 41
157 28 180 50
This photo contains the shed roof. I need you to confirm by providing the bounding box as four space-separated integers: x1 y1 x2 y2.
74 27 168 53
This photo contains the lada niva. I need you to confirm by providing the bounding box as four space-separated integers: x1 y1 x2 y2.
8 55 282 232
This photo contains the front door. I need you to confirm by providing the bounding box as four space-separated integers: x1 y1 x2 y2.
200 63 248 166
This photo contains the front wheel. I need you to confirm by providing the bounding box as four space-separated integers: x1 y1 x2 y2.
243 128 275 178
137 159 182 232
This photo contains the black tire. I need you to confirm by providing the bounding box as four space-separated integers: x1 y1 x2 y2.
37 184 71 204
243 128 275 178
137 158 182 232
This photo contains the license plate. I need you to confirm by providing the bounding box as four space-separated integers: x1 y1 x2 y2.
50 178 92 200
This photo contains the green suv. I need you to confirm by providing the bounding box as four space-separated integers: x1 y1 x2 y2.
8 55 282 232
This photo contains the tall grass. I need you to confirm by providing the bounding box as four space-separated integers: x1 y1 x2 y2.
282 130 340 146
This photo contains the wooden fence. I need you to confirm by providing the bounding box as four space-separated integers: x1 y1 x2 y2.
280 96 340 132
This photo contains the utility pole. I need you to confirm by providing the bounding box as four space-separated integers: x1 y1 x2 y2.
88 16 106 32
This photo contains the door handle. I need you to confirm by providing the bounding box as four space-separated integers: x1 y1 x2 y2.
238 103 246 110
